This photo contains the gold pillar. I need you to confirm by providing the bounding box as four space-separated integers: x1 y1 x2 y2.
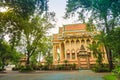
53 44 57 63
60 42 64 61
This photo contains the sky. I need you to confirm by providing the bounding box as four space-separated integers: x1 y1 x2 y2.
49 0 78 35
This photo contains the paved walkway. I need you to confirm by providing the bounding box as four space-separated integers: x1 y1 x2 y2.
0 70 110 80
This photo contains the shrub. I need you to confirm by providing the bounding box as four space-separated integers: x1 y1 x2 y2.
12 67 20 71
0 68 5 72
92 64 110 72
41 65 49 70
19 66 33 72
113 66 120 80
113 58 120 80
92 67 109 72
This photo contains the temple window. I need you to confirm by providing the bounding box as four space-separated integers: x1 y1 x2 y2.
66 40 69 45
72 53 75 59
71 40 74 45
76 40 80 45
81 39 85 44
86 39 90 44
67 53 70 59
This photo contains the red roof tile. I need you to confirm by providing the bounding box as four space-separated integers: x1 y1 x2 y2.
64 24 86 31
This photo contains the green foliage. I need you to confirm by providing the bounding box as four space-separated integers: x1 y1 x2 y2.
89 41 103 66
19 66 33 72
12 67 20 71
45 52 53 70
0 0 48 18
0 40 21 70
113 67 120 79
65 0 120 28
108 27 120 58
103 74 116 80
113 58 120 79
92 66 109 72
65 0 120 71
64 60 68 66
0 0 49 48
57 64 76 70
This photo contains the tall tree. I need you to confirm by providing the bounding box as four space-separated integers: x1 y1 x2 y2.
0 0 54 66
21 15 52 65
65 0 120 71
0 0 48 48
108 27 120 59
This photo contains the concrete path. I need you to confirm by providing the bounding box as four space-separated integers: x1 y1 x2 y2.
0 70 110 80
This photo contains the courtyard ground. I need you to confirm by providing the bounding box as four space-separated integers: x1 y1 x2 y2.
0 70 110 80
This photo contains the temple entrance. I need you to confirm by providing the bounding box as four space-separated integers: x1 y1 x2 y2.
77 45 90 69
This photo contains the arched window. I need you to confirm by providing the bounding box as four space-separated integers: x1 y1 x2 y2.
76 39 80 45
86 39 90 44
66 50 70 59
71 40 74 45
66 40 69 45
71 49 75 59
67 53 70 59
72 53 75 59
81 39 85 44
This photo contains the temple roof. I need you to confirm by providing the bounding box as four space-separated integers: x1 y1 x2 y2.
64 24 86 31
52 23 91 43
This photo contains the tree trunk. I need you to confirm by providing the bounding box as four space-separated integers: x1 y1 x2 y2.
1 59 5 70
26 54 30 66
105 46 113 71
104 16 113 71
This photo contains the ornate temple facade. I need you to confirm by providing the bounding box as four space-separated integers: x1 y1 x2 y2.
52 24 107 68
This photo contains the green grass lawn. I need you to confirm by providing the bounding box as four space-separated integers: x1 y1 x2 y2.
103 74 116 80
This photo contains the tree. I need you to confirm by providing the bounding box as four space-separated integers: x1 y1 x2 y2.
108 27 120 59
41 36 53 69
45 54 53 69
0 0 54 66
65 0 120 71
108 27 120 79
89 36 104 66
0 40 20 70
18 16 52 66
0 0 49 48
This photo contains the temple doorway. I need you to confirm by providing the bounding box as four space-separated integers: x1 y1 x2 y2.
77 45 90 69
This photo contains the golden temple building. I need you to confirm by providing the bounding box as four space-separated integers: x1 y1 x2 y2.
52 23 108 69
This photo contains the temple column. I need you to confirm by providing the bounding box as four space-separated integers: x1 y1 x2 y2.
60 42 65 61
85 38 87 50
53 44 58 64
75 39 78 60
